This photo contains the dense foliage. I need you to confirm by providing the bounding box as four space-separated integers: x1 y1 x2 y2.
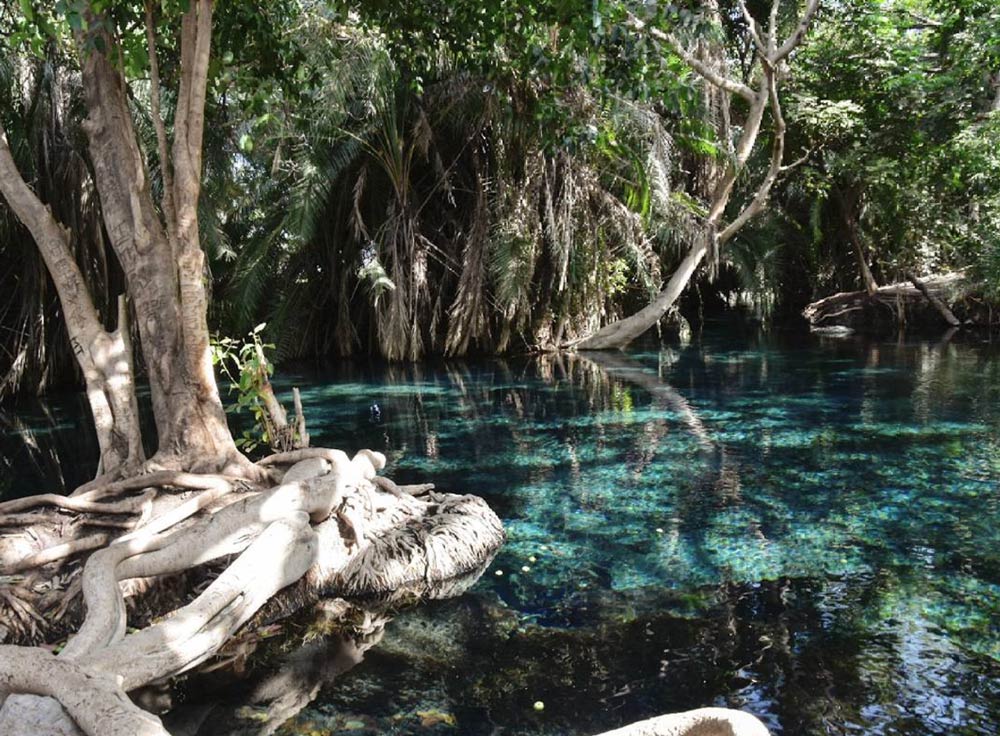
1 0 997 396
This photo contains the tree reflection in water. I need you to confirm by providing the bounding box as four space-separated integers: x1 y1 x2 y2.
3 331 999 734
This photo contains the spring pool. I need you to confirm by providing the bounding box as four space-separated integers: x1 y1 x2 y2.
4 329 999 734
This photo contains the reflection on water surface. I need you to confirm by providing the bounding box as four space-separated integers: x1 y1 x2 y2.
4 330 1000 734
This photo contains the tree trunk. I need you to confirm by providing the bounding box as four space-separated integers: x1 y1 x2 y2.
803 272 968 331
907 273 961 327
574 69 771 351
692 0 731 203
0 6 510 736
0 125 144 476
78 3 238 469
574 0 818 351
574 237 710 349
837 188 878 296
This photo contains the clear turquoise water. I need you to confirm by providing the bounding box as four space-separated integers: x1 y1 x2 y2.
4 329 1000 734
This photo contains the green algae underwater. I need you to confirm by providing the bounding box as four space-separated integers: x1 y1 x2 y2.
3 328 999 734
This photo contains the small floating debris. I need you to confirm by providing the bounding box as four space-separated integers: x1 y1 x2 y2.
495 569 504 576
521 565 531 572
810 325 854 337
533 701 545 712
528 555 537 562
655 528 664 534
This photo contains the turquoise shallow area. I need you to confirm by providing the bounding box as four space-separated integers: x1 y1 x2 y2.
278 333 1000 735
5 330 1000 734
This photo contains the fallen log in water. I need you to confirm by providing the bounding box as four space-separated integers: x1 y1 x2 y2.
802 272 983 333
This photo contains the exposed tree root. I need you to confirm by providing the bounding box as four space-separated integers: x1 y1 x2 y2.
9 535 113 575
0 446 506 736
372 476 435 498
0 489 157 519
591 708 769 736
0 647 169 736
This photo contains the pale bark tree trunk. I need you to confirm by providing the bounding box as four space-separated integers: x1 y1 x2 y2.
693 0 731 204
906 273 961 327
78 0 238 469
574 0 820 350
0 126 144 476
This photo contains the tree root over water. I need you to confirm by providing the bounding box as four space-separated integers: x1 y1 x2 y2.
0 447 505 736
591 708 770 736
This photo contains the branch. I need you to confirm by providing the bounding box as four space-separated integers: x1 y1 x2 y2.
767 0 780 54
628 14 757 102
780 146 813 172
703 71 771 227
737 0 767 54
79 1 173 277
901 9 943 28
172 0 213 224
144 1 177 247
718 69 786 245
0 124 104 355
907 273 961 327
773 0 821 63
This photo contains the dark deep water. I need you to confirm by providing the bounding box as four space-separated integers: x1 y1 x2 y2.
3 329 1000 734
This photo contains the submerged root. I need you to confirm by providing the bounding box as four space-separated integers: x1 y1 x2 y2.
0 446 506 736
